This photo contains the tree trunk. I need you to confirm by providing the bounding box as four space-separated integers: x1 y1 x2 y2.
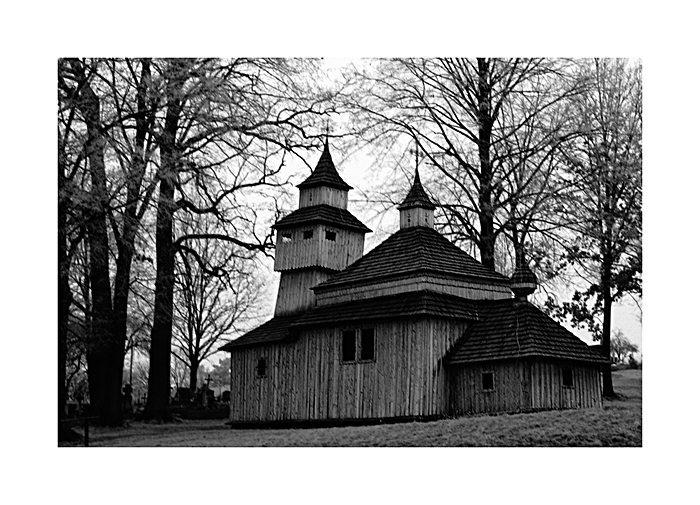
143 60 187 421
476 58 496 270
79 74 123 426
58 153 71 439
601 257 616 398
143 159 176 421
111 59 152 419
189 359 200 393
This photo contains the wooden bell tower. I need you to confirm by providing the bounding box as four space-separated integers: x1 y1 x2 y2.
272 140 370 316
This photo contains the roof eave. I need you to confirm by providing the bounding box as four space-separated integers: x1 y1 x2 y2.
297 180 353 191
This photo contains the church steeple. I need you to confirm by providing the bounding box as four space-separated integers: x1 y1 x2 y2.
398 168 435 229
297 138 352 192
271 140 370 316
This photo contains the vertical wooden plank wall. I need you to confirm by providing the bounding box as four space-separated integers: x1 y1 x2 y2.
228 317 470 422
528 361 602 410
274 226 364 272
448 361 527 415
299 187 348 209
448 360 602 416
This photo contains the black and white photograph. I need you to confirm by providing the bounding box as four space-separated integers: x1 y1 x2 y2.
56 56 642 447
4 3 698 503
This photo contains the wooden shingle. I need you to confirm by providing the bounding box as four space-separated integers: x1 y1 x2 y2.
292 290 479 328
272 204 371 233
444 300 607 364
315 226 509 290
219 314 301 350
297 140 352 191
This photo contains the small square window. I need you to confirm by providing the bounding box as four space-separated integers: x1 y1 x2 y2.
342 330 356 362
281 232 292 243
325 229 336 241
360 328 375 361
257 358 267 377
482 372 494 391
303 229 314 240
562 368 573 387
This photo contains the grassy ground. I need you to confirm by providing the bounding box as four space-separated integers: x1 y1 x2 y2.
61 369 641 447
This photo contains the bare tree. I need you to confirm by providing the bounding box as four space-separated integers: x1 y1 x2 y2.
345 58 583 276
143 58 333 421
610 329 639 364
58 58 159 426
547 59 642 397
172 213 264 393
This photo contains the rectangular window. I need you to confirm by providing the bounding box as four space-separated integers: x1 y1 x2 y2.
482 372 494 391
360 328 375 361
562 368 573 387
303 229 314 240
342 330 356 362
257 358 267 377
325 229 336 241
281 232 292 243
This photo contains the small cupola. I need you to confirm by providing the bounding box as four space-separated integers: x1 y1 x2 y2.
398 168 436 229
510 264 538 301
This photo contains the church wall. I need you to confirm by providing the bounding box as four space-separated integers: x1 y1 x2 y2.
528 360 602 410
448 359 602 415
274 225 365 272
315 275 512 306
228 317 470 423
448 360 525 415
274 269 333 316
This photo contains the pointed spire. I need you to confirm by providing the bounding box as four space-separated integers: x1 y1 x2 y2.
398 167 436 210
297 138 352 191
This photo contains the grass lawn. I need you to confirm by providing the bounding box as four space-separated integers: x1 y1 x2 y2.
61 369 641 447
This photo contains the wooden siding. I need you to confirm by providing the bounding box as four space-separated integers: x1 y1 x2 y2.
316 274 512 306
299 186 348 209
274 269 333 317
448 359 602 415
229 318 470 422
400 207 434 229
274 224 365 272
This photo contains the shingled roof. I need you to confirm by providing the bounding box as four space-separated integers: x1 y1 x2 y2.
292 290 478 328
272 204 371 233
315 226 509 290
219 314 301 350
398 168 436 210
444 300 607 364
297 140 352 191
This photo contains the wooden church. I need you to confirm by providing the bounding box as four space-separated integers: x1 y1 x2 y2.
221 142 606 425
